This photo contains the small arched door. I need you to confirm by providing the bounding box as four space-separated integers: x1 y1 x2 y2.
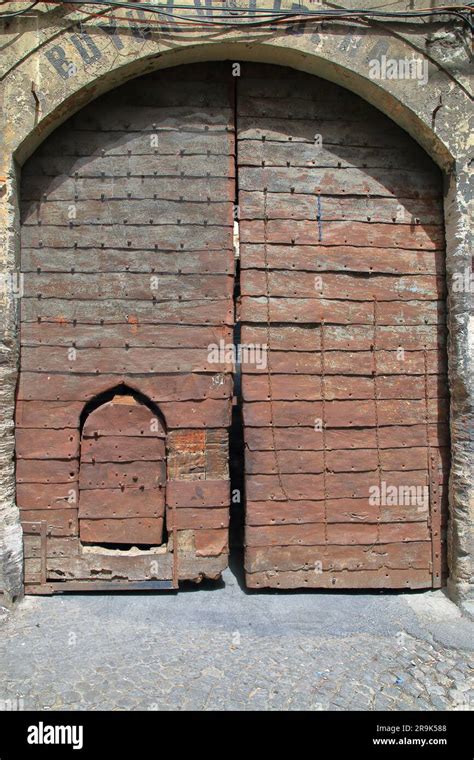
79 393 166 546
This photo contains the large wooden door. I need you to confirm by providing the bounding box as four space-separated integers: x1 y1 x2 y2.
18 63 235 591
17 61 449 592
237 64 448 589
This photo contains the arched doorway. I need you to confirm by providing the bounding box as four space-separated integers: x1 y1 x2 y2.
79 389 167 547
16 61 448 592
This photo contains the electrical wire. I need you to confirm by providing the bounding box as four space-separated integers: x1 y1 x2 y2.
0 1 37 16
0 0 472 30
0 0 472 15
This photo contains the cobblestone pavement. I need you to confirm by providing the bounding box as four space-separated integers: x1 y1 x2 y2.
1 560 473 711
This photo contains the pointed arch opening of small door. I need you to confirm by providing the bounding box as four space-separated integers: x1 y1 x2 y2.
78 385 167 549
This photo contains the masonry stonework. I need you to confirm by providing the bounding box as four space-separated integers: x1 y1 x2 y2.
0 2 472 607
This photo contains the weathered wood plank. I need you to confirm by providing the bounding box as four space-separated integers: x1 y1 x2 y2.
16 429 79 459
237 141 438 175
22 176 234 203
245 542 432 573
325 497 434 524
78 488 165 518
241 271 444 301
194 528 228 557
246 500 327 525
23 535 80 558
21 248 235 275
237 117 418 149
241 373 447 401
44 552 226 581
237 88 390 121
81 436 165 463
242 398 447 427
68 105 234 132
382 446 449 474
21 344 446 378
245 499 429 526
16 398 230 432
21 298 234 325
246 521 430 547
242 350 445 376
245 568 432 589
240 220 443 250
17 372 233 402
17 483 78 509
244 424 448 451
23 199 234 226
21 323 233 350
166 480 230 508
245 471 439 502
22 272 234 301
240 243 444 275
16 400 83 429
240 297 446 325
239 193 441 227
21 509 78 536
32 127 234 158
79 518 164 545
241 324 446 352
16 459 79 483
23 153 235 180
167 507 229 530
245 447 447 475
21 347 232 375
79 461 166 489
22 226 233 251
238 166 440 200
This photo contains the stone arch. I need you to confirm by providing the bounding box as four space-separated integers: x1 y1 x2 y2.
9 40 457 171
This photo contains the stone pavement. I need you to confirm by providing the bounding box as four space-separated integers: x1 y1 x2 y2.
1 558 473 711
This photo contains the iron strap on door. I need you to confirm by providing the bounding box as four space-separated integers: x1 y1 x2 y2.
262 181 289 502
424 347 442 588
320 319 329 545
22 521 48 593
172 499 179 590
372 296 383 547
